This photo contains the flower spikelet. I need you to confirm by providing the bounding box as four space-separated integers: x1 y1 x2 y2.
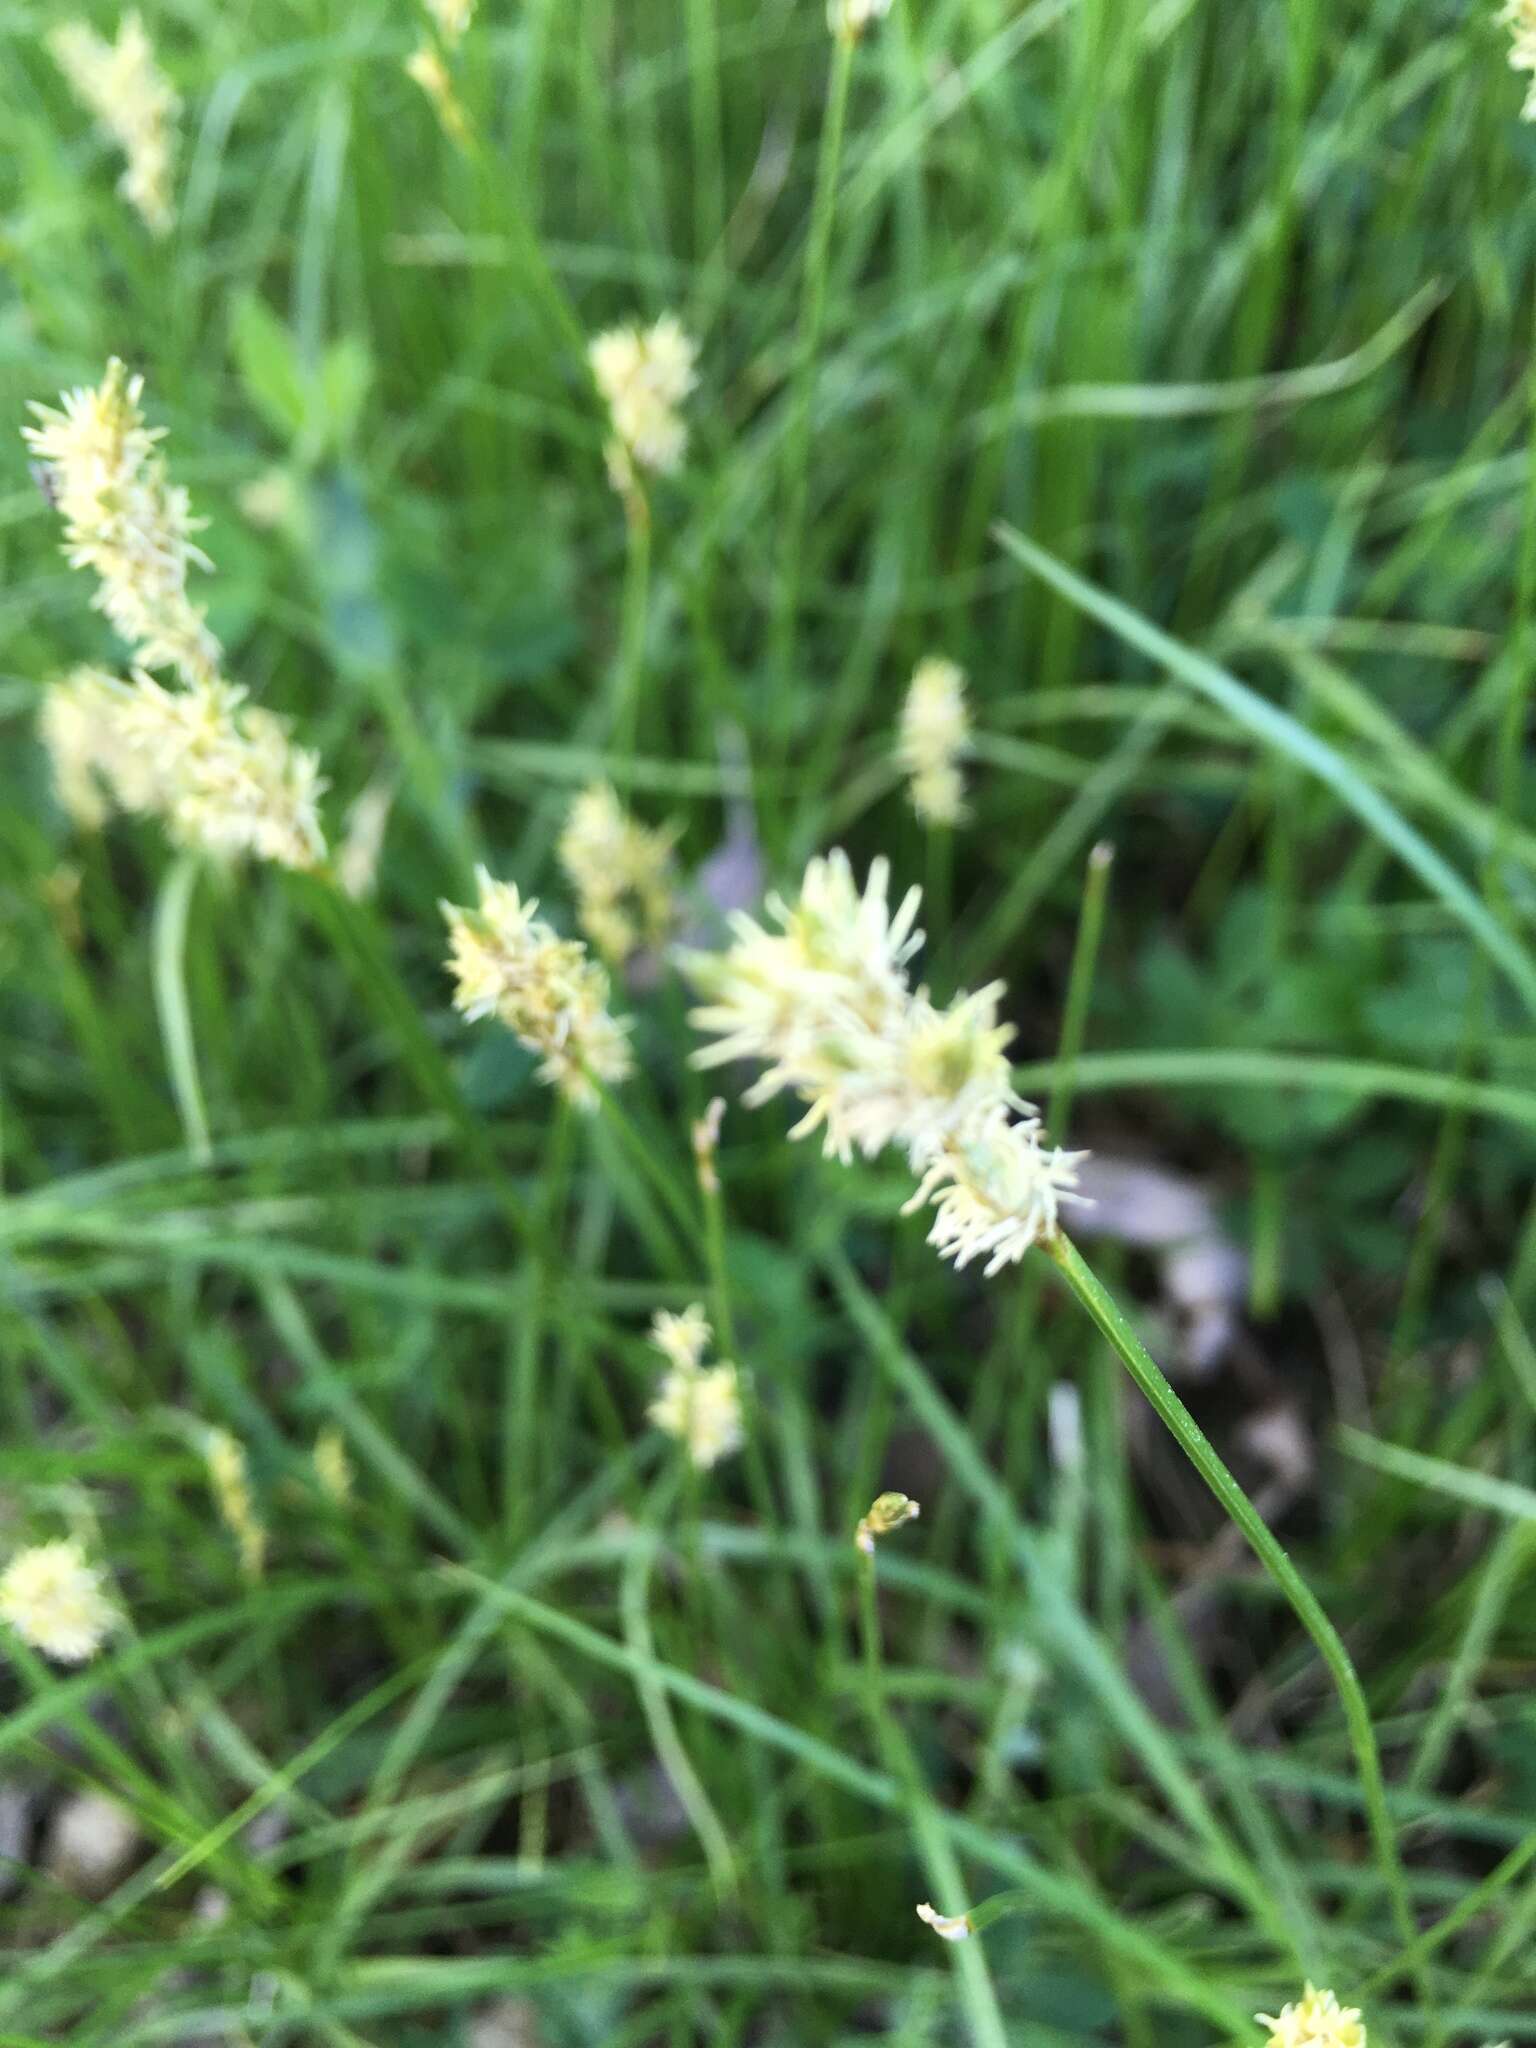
425 0 475 41
337 778 394 899
205 1427 268 1581
915 1901 972 1941
688 852 1022 1166
313 1427 354 1508
38 666 160 827
559 781 678 960
1503 1 1536 118
686 848 1089 1272
856 1491 920 1554
1257 1987 1365 2048
25 358 217 686
686 850 922 1133
829 0 893 41
646 1304 744 1470
588 315 698 480
115 675 327 869
0 1539 119 1664
897 655 970 825
904 1107 1088 1276
49 13 179 233
27 361 330 868
406 44 470 144
649 1363 744 1470
649 1304 713 1374
442 867 633 1107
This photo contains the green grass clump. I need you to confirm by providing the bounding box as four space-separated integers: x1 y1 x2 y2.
2 1 1536 2041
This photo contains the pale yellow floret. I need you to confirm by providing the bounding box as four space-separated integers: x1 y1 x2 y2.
897 656 970 825
648 1361 745 1470
0 1539 119 1664
38 666 154 828
828 0 893 41
687 852 1018 1165
38 667 323 868
337 778 394 899
115 675 328 870
686 849 1087 1272
856 1491 920 1554
25 358 217 687
406 44 470 144
588 315 698 479
903 1106 1088 1276
442 867 633 1107
691 1096 726 1194
49 13 179 233
313 1426 354 1508
1257 1985 1366 2048
649 1303 713 1374
915 1901 972 1941
1502 1 1536 118
204 1427 267 1581
27 361 330 870
687 851 923 1124
558 781 678 960
425 0 475 42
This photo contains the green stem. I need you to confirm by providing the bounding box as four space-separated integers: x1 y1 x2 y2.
770 29 856 706
611 488 652 761
1043 1233 1420 1976
1047 839 1114 1137
684 0 725 267
699 1148 776 1524
152 854 212 1164
856 1539 1011 2048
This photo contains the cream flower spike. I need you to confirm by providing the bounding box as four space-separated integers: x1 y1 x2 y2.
648 1361 744 1470
686 849 1088 1274
644 1301 744 1469
0 1540 120 1664
38 667 157 828
558 781 678 960
903 1107 1089 1275
1256 1986 1365 2048
49 13 179 233
915 1901 972 1942
588 315 699 482
204 1427 267 1581
856 1491 920 1554
1502 1 1536 118
829 0 893 42
25 357 217 686
649 1303 712 1374
425 0 475 42
441 867 632 1107
686 850 923 1118
897 656 970 825
406 44 470 145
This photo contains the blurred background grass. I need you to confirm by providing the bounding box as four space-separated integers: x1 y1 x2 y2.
3 0 1536 2041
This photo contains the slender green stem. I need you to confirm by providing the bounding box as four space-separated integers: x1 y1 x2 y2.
684 0 725 267
509 1098 575 1536
1043 1233 1421 1978
856 1537 1011 2048
621 1523 737 1899
1047 839 1114 1137
591 1080 698 1259
152 853 212 1165
611 488 652 761
1362 1829 1536 2003
770 29 856 705
294 877 531 1252
695 1115 786 1554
